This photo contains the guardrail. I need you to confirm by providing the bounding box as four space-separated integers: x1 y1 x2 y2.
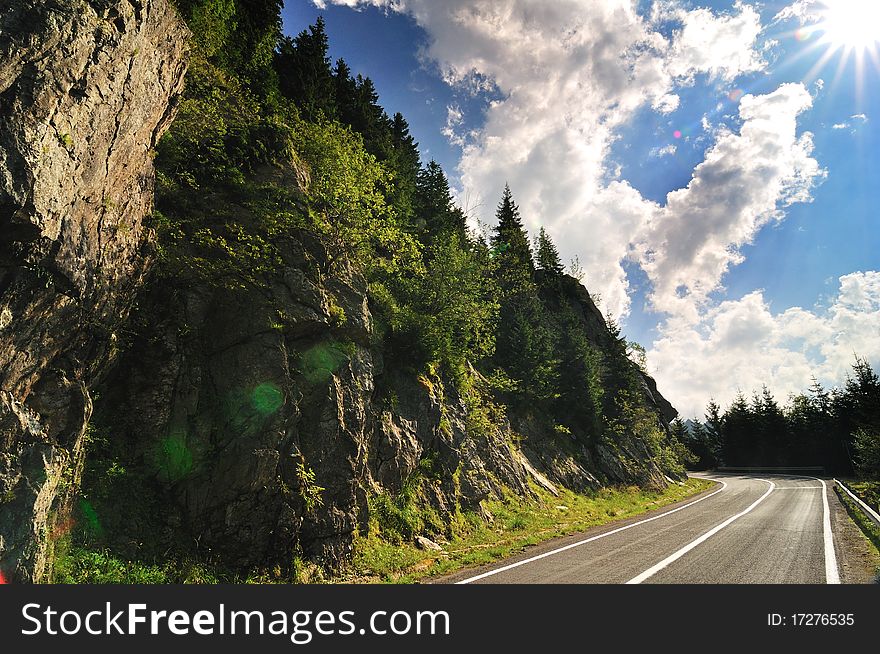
833 479 880 527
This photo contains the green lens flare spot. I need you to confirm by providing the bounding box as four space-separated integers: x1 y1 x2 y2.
251 383 284 414
299 342 352 385
79 499 103 537
154 431 193 482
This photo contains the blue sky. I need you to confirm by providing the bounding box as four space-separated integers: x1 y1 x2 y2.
282 1 880 417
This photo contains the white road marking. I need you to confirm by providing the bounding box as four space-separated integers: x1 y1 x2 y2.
772 486 824 490
454 479 728 584
818 477 840 584
757 473 839 584
626 479 776 584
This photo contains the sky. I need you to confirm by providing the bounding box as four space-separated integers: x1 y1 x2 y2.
281 0 880 418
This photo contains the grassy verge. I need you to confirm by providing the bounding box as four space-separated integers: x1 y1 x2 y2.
840 480 880 512
53 543 221 584
835 483 880 557
346 477 714 583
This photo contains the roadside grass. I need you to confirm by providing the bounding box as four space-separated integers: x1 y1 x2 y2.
834 483 880 574
346 477 714 583
53 542 221 584
841 480 880 513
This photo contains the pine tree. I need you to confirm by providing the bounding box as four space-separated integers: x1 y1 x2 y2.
704 399 724 465
489 186 555 399
492 185 534 281
388 113 421 218
536 227 564 277
275 17 335 119
414 161 464 236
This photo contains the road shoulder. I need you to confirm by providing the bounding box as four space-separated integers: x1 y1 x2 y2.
430 479 722 584
829 482 880 584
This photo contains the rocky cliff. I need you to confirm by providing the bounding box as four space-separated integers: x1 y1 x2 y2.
0 0 188 582
90 244 676 573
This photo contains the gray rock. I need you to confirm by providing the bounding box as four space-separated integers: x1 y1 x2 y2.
0 0 188 582
415 535 442 551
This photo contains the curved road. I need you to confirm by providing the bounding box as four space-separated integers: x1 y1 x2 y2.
441 474 846 584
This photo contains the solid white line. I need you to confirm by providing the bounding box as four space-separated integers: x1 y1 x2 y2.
626 479 776 584
818 478 840 584
769 473 839 584
454 479 728 584
773 486 824 490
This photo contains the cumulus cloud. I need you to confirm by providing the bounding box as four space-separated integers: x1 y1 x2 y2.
313 1 878 416
647 271 880 417
315 0 766 319
663 2 764 83
635 83 825 323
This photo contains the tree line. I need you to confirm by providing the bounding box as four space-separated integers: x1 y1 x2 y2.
677 357 880 478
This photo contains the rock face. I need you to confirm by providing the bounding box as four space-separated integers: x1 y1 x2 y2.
96 229 540 570
95 241 677 572
0 0 188 582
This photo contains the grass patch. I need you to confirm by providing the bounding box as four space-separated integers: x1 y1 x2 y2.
53 544 221 584
835 484 880 561
346 477 714 583
841 480 880 512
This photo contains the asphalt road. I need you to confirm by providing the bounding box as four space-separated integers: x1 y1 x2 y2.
440 474 846 584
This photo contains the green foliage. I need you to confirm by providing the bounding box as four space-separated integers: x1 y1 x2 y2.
295 460 325 514
854 427 880 479
54 546 219 584
292 118 419 274
375 231 498 378
611 392 689 480
694 357 880 475
371 473 425 545
535 227 564 277
415 160 465 236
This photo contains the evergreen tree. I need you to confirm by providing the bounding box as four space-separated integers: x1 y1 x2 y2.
275 17 335 119
489 186 555 399
536 227 564 277
704 399 724 465
387 112 421 221
492 184 534 281
414 161 464 236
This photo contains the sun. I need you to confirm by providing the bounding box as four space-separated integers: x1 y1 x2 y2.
817 0 880 49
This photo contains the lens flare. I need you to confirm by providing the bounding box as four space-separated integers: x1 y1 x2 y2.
795 26 814 42
153 430 193 482
673 130 682 139
80 499 103 537
728 89 744 102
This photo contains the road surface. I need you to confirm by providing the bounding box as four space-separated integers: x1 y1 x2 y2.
439 474 871 584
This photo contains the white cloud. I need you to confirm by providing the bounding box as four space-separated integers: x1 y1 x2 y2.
635 83 825 323
649 144 677 158
314 1 879 419
647 271 880 417
441 103 466 146
832 122 849 129
316 0 766 319
664 2 765 83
